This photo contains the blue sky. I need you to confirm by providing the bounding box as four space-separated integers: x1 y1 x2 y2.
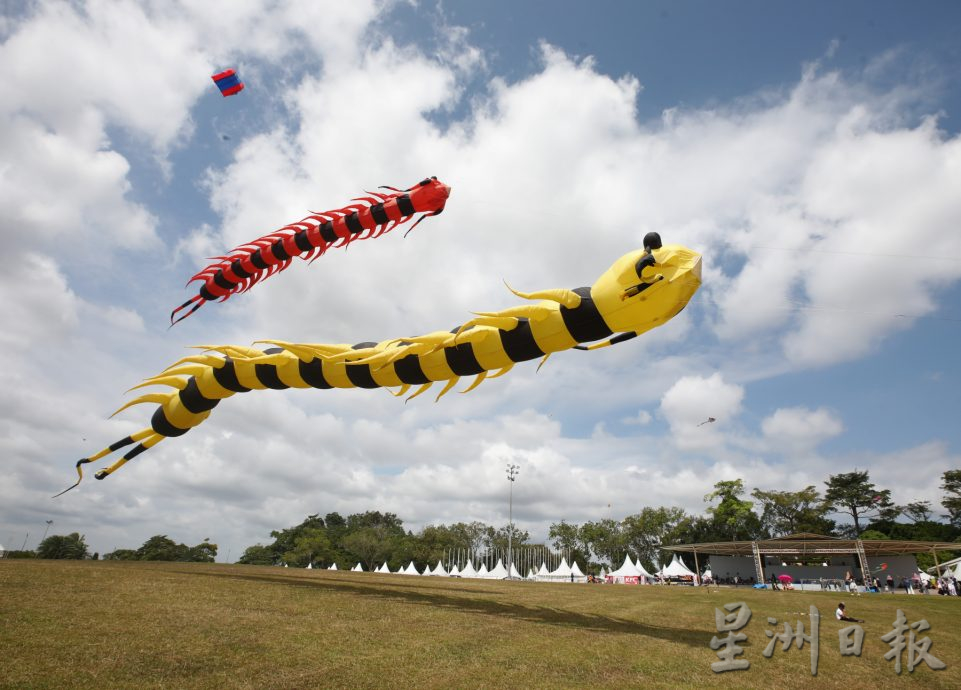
1 1 960 560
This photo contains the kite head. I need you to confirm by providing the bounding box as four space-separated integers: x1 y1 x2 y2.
411 176 451 214
591 243 702 335
643 232 663 251
401 176 451 236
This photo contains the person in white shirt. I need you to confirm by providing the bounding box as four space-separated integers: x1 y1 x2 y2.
835 602 863 623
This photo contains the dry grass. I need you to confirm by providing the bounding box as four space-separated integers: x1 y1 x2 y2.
1 560 959 689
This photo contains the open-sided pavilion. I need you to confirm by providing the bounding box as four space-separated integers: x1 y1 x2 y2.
664 532 959 584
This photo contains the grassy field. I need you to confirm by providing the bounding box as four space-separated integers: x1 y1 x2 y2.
1 560 959 689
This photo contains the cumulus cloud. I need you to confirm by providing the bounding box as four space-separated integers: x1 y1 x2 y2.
761 406 844 453
659 373 744 449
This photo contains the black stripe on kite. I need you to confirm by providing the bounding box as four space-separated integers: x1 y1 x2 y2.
393 354 430 385
150 407 191 438
319 221 338 243
444 342 486 376
212 359 252 393
179 378 221 414
298 359 333 389
397 194 415 217
560 287 614 343
345 212 364 235
370 203 389 225
499 318 545 363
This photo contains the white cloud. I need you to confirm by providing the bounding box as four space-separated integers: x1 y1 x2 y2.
761 406 844 453
660 373 744 449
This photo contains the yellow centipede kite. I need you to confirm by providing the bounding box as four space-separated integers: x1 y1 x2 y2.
59 233 700 494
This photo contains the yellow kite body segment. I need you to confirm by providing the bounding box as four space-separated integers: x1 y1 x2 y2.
61 242 701 493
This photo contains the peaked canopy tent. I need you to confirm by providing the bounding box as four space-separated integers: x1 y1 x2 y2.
606 555 643 584
351 563 364 572
486 559 508 579
403 561 419 575
665 533 961 585
660 554 697 579
460 561 478 578
633 558 654 578
430 560 448 577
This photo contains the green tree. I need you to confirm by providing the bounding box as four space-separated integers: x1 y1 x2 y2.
824 470 897 536
483 524 530 553
283 528 332 568
941 470 961 526
136 535 184 561
902 501 933 524
704 480 763 540
37 533 89 559
185 538 218 562
750 486 835 536
341 526 398 571
621 507 688 571
103 549 138 560
546 522 589 569
578 519 624 566
237 544 276 566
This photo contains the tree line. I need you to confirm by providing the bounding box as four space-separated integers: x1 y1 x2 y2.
8 469 959 569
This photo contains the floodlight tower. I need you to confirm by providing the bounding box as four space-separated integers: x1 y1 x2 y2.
506 463 520 578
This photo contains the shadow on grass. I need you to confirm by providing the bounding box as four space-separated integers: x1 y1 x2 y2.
173 567 707 648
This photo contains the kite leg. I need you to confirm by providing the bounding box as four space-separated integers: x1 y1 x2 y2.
53 428 154 497
94 433 166 480
171 295 205 326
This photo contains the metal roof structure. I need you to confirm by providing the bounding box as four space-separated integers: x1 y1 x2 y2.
663 532 960 582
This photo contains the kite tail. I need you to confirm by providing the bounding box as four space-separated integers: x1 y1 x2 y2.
170 295 205 326
52 428 164 497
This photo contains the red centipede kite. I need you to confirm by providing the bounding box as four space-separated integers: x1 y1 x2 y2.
171 176 451 325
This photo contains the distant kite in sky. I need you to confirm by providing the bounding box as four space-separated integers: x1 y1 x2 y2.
212 69 244 97
59 239 701 493
697 417 716 427
171 177 451 325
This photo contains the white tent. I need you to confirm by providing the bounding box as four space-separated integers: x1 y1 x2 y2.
526 568 536 580
460 561 478 578
550 557 572 578
377 562 391 574
403 561 419 575
661 554 696 578
477 563 490 578
509 563 523 579
598 567 607 579
421 564 432 576
487 559 508 579
327 563 338 571
606 555 643 584
449 564 461 577
305 563 313 569
352 563 364 572
535 562 550 581
954 562 961 579
634 558 654 578
570 561 588 583
430 560 448 576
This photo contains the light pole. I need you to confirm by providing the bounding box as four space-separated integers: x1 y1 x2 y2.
41 520 53 545
506 463 520 578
